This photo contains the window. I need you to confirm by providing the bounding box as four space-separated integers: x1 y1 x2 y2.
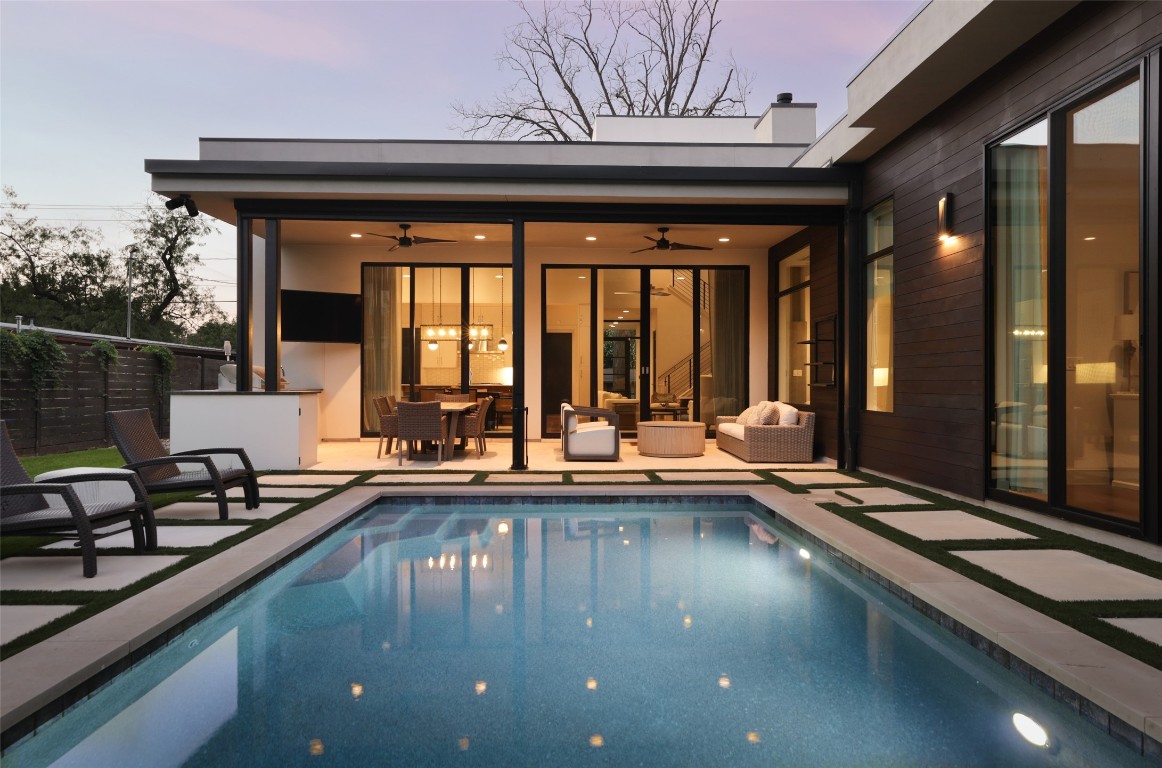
778 247 810 404
865 200 894 412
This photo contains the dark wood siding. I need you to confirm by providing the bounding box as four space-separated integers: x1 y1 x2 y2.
769 225 841 460
857 1 1162 497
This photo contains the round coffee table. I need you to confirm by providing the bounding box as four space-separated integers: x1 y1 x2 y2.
637 421 707 457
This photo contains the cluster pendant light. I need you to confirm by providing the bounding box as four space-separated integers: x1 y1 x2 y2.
497 268 509 352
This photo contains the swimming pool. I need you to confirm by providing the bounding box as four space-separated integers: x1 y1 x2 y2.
4 496 1149 766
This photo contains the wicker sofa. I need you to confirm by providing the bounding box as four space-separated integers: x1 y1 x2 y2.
715 410 815 463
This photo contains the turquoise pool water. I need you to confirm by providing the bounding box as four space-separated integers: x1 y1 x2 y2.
4 497 1148 766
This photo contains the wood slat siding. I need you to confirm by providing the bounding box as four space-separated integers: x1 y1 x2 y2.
857 1 1162 497
2 340 226 455
769 225 841 460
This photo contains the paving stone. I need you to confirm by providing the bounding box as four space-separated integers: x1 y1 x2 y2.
43 526 250 550
954 550 1162 601
259 473 358 486
828 487 933 506
570 473 651 483
154 502 295 521
199 486 321 500
1104 618 1162 647
654 471 760 482
369 473 477 484
866 510 1036 541
772 471 868 486
0 556 185 592
1 605 81 645
484 474 565 483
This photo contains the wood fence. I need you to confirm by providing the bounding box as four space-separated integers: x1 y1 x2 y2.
1 339 227 455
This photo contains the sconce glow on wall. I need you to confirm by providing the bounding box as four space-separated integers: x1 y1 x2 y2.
937 192 953 241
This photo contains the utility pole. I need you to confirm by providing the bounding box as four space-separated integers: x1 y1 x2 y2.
126 247 136 339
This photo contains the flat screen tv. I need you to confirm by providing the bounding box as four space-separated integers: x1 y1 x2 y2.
280 290 362 343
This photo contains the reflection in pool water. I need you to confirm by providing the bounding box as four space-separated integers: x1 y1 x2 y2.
5 498 1149 767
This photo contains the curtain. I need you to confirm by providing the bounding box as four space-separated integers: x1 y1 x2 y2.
991 141 1048 491
708 269 747 419
362 266 400 433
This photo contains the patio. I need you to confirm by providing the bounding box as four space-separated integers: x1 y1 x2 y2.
2 438 1161 758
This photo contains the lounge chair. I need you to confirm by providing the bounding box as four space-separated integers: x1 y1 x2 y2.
561 403 620 461
106 408 259 520
1 422 157 577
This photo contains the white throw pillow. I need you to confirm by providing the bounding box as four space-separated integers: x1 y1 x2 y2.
759 401 781 425
737 405 760 425
776 402 800 426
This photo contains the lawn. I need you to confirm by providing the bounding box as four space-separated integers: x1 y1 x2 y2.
18 447 123 476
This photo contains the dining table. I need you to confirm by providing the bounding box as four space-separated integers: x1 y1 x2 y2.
439 401 477 458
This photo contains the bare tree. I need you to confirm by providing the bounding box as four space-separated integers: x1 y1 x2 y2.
453 0 752 141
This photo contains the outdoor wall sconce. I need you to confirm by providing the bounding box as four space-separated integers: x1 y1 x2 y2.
937 192 953 240
165 194 199 217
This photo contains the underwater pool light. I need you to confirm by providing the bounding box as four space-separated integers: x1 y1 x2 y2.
1012 713 1050 748
798 548 811 560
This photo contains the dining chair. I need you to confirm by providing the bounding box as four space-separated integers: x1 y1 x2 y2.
395 401 448 465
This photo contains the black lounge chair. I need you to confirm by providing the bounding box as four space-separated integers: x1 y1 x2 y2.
1 422 157 577
106 408 259 520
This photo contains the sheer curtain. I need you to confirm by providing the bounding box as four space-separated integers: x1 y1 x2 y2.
362 266 401 433
991 138 1048 494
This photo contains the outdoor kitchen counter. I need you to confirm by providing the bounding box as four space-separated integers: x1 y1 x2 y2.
170 390 321 470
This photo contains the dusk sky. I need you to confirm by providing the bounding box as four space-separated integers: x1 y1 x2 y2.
1 0 922 315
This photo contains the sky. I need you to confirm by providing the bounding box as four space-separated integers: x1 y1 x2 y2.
0 0 922 318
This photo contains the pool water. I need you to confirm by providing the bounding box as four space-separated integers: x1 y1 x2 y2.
5 497 1149 767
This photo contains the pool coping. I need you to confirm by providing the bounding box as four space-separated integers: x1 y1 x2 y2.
2 483 1160 759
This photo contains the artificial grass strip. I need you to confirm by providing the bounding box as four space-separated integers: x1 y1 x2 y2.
834 489 863 504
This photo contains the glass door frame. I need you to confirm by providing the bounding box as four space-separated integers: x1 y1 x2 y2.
985 58 1156 540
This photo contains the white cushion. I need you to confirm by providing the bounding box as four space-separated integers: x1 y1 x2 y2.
775 402 800 426
568 424 617 455
718 422 745 439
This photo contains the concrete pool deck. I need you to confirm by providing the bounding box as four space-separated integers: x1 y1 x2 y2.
2 438 1161 759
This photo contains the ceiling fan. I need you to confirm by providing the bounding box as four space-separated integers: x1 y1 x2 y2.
365 223 456 252
631 226 712 254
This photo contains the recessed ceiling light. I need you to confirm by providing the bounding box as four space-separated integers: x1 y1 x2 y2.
718 237 730 243
1084 236 1096 241
585 236 597 241
617 315 624 319
676 275 686 280
474 235 486 240
350 233 363 238
495 274 503 279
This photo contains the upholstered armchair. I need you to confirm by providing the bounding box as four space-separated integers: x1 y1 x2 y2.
561 403 620 461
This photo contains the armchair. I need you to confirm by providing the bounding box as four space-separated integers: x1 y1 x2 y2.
561 403 621 461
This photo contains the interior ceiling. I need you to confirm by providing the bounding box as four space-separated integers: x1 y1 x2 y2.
278 220 802 252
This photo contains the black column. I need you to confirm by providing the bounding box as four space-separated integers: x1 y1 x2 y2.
264 219 281 393
511 219 526 469
236 215 253 392
842 179 863 470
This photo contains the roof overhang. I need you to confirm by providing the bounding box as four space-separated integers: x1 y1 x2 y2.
797 0 1079 166
146 139 851 225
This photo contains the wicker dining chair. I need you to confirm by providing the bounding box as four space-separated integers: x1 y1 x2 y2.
2 422 157 577
106 408 259 520
395 401 448 465
372 397 398 459
434 393 473 403
456 396 494 457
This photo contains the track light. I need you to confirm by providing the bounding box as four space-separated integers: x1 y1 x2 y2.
165 194 199 217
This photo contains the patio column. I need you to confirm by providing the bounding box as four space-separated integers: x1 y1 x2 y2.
264 219 281 393
511 218 526 469
236 215 253 392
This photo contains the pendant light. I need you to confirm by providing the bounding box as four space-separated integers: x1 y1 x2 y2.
426 270 438 351
497 267 509 352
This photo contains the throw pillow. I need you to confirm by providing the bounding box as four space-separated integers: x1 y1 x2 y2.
759 401 781 425
737 405 760 425
776 402 800 426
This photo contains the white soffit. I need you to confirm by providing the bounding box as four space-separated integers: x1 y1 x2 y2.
803 0 1078 166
